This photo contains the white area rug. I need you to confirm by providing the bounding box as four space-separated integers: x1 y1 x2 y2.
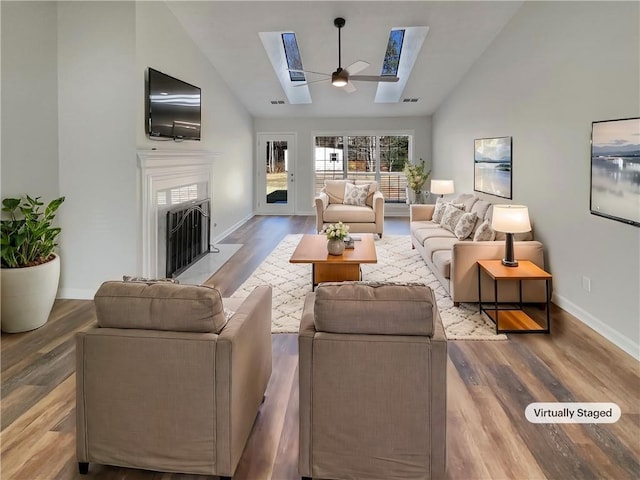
231 235 507 340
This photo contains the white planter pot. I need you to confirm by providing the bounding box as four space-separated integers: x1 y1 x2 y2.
1 254 60 333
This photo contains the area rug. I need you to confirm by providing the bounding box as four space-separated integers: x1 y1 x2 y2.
231 235 507 340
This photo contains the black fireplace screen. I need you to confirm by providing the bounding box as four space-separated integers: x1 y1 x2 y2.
166 198 211 278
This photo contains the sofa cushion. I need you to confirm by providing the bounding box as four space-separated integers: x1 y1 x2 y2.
313 282 436 336
410 220 440 237
94 281 228 333
432 250 452 279
453 193 478 212
424 237 458 263
454 212 478 240
324 180 350 204
343 182 370 206
440 204 465 233
473 219 497 241
470 200 492 224
414 226 455 245
323 203 376 223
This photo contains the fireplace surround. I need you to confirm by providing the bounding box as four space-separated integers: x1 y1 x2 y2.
137 149 220 278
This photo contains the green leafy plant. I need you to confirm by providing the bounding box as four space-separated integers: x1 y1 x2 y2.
322 221 350 240
1 195 65 268
404 158 432 193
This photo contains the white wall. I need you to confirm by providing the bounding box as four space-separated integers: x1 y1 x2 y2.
135 2 255 242
432 1 640 357
253 116 431 214
1 1 59 201
2 1 255 298
57 1 138 298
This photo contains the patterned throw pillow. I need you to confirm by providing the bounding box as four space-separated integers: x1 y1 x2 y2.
343 182 370 206
473 219 496 241
432 198 447 223
454 212 478 240
123 275 179 284
440 204 465 233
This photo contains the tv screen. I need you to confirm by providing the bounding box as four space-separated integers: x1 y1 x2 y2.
147 68 201 141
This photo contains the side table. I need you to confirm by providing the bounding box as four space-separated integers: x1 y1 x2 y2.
477 259 551 334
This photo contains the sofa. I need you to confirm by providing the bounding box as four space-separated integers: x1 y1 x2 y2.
315 179 385 237
410 193 547 305
299 282 447 480
76 281 272 478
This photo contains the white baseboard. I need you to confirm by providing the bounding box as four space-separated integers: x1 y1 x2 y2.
552 293 640 361
212 213 253 244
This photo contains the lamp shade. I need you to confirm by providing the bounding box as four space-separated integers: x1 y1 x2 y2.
430 179 455 195
491 205 531 233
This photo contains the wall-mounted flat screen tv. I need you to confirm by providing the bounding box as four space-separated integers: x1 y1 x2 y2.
147 68 201 141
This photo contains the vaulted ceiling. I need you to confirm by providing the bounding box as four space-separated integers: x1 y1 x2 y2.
167 1 523 118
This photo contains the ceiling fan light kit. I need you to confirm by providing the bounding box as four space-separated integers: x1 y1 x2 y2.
292 17 399 93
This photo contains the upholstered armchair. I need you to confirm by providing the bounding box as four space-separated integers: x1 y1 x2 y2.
76 281 272 478
315 179 385 237
299 282 448 480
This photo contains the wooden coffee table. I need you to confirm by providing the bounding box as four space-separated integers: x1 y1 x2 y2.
289 234 378 289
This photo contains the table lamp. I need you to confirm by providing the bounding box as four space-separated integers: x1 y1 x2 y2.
491 205 531 267
430 179 455 198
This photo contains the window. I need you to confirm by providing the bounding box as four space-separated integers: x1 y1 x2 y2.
381 30 405 76
282 33 305 82
314 134 411 203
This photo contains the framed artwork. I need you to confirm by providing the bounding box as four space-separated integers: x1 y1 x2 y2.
590 117 640 227
474 136 512 199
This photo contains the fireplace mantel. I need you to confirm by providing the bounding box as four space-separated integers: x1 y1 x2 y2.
137 149 221 278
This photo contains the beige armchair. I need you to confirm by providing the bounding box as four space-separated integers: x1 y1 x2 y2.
299 282 447 480
76 281 272 478
315 179 385 237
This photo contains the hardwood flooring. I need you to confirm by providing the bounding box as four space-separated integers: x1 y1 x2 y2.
1 215 639 480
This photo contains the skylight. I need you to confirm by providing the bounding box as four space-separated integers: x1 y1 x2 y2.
282 33 305 82
375 26 429 104
259 31 311 104
381 29 405 76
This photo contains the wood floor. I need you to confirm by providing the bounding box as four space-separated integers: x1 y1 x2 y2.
2 215 639 480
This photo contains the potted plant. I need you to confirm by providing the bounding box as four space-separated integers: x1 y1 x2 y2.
322 221 350 256
404 158 431 204
1 195 65 333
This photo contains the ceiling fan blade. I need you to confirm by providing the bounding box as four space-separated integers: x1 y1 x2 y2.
293 78 330 87
287 69 331 77
350 75 400 83
345 60 370 75
342 82 357 93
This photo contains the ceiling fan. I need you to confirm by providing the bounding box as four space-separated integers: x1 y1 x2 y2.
290 17 399 93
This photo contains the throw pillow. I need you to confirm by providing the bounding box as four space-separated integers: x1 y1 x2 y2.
343 182 370 206
473 219 496 241
432 198 447 223
123 275 179 284
440 204 465 233
454 212 478 240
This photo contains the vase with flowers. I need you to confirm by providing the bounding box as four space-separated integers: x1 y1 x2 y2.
403 158 431 204
322 221 350 256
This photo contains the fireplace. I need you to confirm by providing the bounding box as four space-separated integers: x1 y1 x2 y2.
166 198 211 278
137 149 220 278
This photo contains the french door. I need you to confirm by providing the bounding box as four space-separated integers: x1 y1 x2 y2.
256 133 296 214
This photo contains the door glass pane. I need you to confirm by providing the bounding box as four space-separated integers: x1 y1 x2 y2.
380 135 410 203
314 136 344 194
265 140 288 204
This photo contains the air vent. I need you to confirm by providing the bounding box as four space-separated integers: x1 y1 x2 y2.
270 100 286 105
402 98 419 103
